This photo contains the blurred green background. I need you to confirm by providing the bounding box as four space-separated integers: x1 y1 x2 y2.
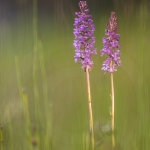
0 0 150 149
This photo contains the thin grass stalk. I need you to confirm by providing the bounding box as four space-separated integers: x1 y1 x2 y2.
33 0 40 118
83 130 90 150
0 125 3 150
6 106 14 149
0 66 4 150
38 39 49 120
33 0 45 149
23 93 34 146
38 38 52 149
110 72 115 149
15 56 33 150
33 0 39 110
86 67 94 150
32 0 42 147
138 2 148 149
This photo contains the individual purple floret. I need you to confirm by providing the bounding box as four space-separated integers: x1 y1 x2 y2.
100 12 121 73
73 1 97 71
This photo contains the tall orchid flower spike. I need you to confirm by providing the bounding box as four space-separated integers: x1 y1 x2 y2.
100 12 121 150
73 1 96 149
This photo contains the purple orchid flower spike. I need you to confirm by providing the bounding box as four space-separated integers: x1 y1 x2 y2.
101 12 121 73
73 2 96 149
100 12 121 149
73 1 97 72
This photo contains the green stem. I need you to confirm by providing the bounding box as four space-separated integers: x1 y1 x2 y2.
33 0 39 111
38 38 52 149
86 67 94 150
33 0 41 133
15 56 33 150
110 72 115 149
0 125 3 150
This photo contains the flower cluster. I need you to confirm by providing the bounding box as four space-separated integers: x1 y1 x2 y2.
73 1 97 71
101 12 121 73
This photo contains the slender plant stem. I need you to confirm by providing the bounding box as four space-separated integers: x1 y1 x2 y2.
32 0 41 148
38 38 52 148
86 67 94 150
33 0 39 107
0 125 3 150
15 56 33 150
6 107 14 149
110 72 115 149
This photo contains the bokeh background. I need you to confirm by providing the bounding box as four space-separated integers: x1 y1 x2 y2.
0 0 150 149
